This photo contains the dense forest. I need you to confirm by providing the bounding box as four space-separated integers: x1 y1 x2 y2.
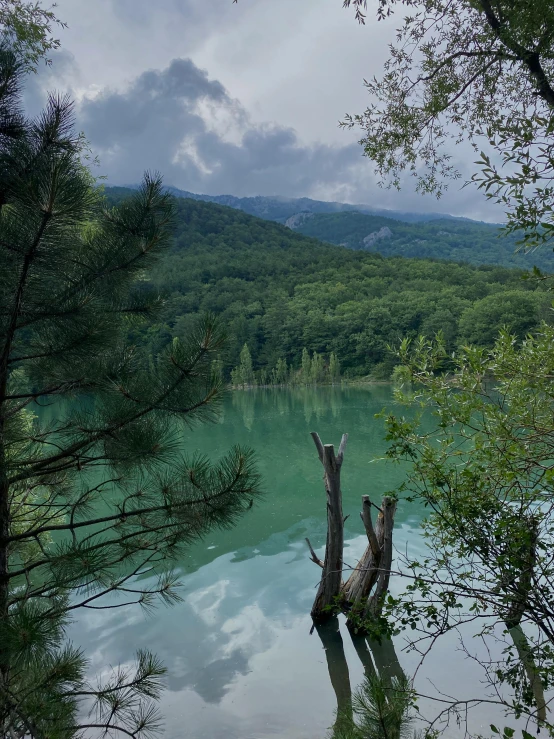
106 188 552 380
290 211 554 271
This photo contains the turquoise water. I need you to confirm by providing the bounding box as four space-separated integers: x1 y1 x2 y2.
66 387 521 737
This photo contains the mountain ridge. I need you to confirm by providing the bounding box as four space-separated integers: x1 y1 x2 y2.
122 183 486 226
113 185 550 273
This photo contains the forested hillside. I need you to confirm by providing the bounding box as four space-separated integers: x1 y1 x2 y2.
106 188 552 379
290 211 554 272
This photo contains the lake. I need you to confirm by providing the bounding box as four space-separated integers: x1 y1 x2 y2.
66 386 523 738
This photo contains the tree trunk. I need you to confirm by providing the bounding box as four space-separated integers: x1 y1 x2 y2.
503 515 546 726
340 495 396 630
307 434 397 627
364 497 396 618
342 495 383 606
310 432 347 621
507 623 546 724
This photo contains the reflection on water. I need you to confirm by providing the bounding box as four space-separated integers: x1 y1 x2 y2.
316 616 406 736
231 385 372 430
65 387 524 738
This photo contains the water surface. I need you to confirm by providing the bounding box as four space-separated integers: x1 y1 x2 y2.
66 386 522 738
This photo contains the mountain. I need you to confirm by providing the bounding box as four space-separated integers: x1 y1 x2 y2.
288 210 554 273
105 187 551 380
116 185 552 272
126 184 478 225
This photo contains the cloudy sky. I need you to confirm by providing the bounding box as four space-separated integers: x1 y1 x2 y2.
26 0 504 221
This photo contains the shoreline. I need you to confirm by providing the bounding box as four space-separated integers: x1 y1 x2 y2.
227 378 393 390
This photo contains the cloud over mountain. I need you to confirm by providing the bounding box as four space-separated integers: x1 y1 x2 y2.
22 36 505 221
78 57 364 199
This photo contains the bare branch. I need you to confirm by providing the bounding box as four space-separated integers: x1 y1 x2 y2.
305 537 324 568
310 431 324 462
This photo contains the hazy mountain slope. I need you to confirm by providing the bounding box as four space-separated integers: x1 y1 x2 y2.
125 184 476 224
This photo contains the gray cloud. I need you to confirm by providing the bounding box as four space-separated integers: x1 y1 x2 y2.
22 49 81 118
39 0 510 220
21 42 505 221
78 57 365 199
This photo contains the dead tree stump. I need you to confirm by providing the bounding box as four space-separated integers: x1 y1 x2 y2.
309 432 347 621
307 432 397 631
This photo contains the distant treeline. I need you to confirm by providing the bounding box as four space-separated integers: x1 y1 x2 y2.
105 189 552 380
229 345 340 387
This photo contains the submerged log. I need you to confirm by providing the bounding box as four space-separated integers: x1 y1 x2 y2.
340 493 396 630
307 433 406 729
310 432 348 620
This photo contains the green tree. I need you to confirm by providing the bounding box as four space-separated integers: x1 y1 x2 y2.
310 351 325 383
390 364 410 386
301 346 312 384
331 672 415 739
107 182 553 378
239 342 255 385
231 343 255 387
458 290 546 345
329 352 340 383
0 0 65 69
0 52 261 739
341 0 554 246
382 328 554 728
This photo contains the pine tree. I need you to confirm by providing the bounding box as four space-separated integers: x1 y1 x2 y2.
329 352 340 384
331 672 415 739
301 347 311 384
0 48 261 739
231 343 255 387
239 343 255 386
310 351 324 384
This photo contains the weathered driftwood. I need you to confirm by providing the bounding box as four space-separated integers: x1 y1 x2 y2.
309 432 347 620
307 432 397 630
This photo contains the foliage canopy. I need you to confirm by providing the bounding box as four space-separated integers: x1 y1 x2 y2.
382 326 554 729
0 1 65 69
341 0 554 246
